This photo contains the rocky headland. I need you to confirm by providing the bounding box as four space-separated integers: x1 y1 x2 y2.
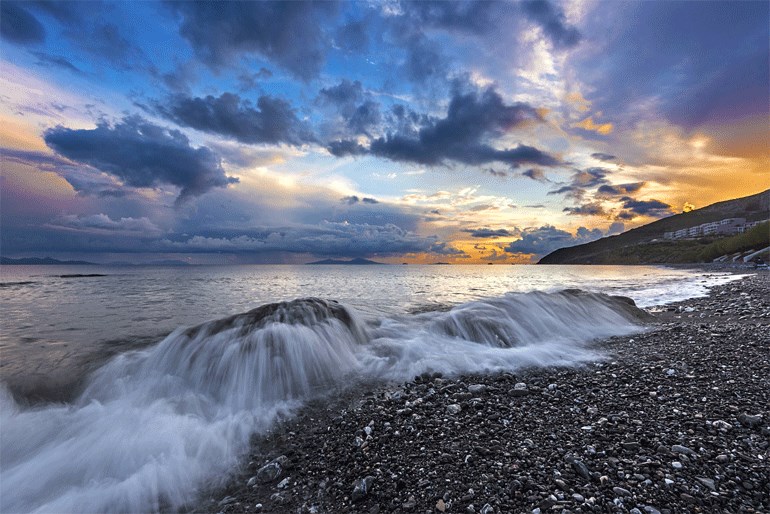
198 272 769 514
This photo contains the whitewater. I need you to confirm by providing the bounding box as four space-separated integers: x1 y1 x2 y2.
0 265 745 512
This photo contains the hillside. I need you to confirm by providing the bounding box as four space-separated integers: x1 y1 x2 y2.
539 189 770 264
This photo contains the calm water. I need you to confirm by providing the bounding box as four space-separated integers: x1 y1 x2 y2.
0 264 746 513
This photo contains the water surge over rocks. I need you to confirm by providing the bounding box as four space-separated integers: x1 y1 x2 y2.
1 291 649 513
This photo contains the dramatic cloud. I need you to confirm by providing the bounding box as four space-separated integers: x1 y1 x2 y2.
327 140 368 157
619 197 673 217
522 168 548 182
596 182 646 197
578 1 768 130
163 221 464 258
549 167 610 199
563 203 607 216
156 93 315 146
521 0 581 48
44 116 237 201
366 88 558 167
318 79 364 108
462 228 515 238
169 1 339 80
0 2 45 44
403 1 496 34
50 214 162 235
505 225 604 255
590 152 616 162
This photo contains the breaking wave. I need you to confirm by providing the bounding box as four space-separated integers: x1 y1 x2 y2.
0 291 648 513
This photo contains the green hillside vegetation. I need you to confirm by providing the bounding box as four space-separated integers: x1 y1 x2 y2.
539 189 769 264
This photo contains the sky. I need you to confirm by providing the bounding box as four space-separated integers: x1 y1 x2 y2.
1 0 768 264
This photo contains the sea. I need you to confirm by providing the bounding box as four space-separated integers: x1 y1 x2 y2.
0 264 746 513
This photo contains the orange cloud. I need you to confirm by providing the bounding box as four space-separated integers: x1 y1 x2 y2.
574 116 614 135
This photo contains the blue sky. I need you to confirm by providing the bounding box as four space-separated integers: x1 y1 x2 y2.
1 0 768 263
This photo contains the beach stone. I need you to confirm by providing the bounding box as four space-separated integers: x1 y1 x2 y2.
571 459 592 481
352 475 375 502
696 477 716 491
447 404 462 415
468 384 487 394
671 445 696 457
738 413 762 427
256 461 282 483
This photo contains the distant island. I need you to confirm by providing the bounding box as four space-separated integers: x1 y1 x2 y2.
539 189 770 265
0 257 97 265
306 257 385 265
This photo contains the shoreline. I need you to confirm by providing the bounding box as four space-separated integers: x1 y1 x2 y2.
197 271 769 514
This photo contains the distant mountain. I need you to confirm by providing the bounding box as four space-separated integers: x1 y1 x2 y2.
0 256 97 265
105 260 192 267
539 189 770 264
306 257 384 265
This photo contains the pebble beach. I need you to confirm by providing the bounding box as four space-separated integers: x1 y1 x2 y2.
199 271 769 514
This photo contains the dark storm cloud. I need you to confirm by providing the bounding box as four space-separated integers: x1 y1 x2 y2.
505 225 603 255
168 1 339 80
335 18 369 52
521 0 581 48
547 185 585 201
327 140 368 157
579 1 768 129
318 79 364 107
403 1 496 34
571 168 609 187
156 93 315 146
340 195 379 206
619 197 672 217
563 203 607 216
403 37 448 84
44 116 237 201
0 2 45 44
348 101 382 136
548 167 610 200
369 88 557 167
522 168 547 182
236 68 273 92
596 182 646 197
590 152 616 162
462 228 514 239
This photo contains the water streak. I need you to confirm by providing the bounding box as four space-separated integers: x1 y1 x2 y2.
2 291 648 512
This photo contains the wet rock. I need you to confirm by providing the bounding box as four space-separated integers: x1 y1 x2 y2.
447 404 462 415
352 475 375 502
738 412 762 427
256 459 283 483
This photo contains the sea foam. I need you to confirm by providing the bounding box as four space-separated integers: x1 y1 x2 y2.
1 290 647 513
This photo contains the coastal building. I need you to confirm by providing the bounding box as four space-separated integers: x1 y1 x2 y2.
663 217 759 240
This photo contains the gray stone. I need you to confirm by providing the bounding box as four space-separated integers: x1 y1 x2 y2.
352 475 375 502
613 486 631 497
467 384 487 394
738 413 762 427
256 461 282 483
671 445 696 457
447 404 462 415
571 459 591 481
696 477 716 491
